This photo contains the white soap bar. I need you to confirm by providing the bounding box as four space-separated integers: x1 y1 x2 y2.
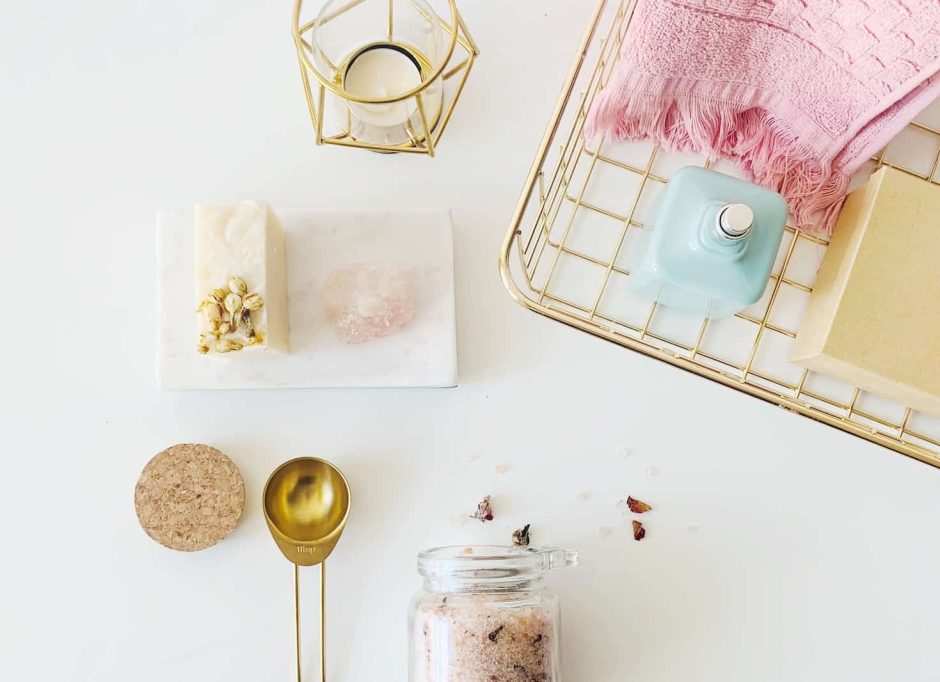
194 201 288 354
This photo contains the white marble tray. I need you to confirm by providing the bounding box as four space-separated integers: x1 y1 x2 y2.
157 209 457 389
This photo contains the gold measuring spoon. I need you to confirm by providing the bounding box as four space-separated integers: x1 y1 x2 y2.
263 457 351 682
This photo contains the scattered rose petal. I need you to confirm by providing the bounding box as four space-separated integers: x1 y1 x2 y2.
471 495 494 523
632 520 646 541
626 496 652 514
495 464 510 475
512 524 531 547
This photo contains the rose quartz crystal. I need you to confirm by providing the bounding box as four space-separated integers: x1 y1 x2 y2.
322 262 417 344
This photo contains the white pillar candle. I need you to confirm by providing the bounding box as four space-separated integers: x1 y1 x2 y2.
343 44 423 128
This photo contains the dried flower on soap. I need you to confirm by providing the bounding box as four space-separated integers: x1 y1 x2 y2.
196 276 265 354
202 303 222 323
626 496 652 514
216 339 244 353
512 524 531 547
632 520 646 541
471 495 494 523
242 292 264 311
228 276 248 296
240 308 255 338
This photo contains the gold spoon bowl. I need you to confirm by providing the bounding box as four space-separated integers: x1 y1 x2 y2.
263 457 351 567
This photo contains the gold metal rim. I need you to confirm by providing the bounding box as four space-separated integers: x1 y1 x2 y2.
261 456 352 546
292 0 461 105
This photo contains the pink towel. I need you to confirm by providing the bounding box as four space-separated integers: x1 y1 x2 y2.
586 0 940 232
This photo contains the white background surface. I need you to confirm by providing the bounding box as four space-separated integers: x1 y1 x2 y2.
2 1 940 681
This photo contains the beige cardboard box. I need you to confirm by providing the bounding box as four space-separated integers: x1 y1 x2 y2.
790 167 940 417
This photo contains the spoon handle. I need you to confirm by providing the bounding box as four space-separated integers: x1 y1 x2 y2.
295 564 301 682
320 561 326 682
294 561 328 682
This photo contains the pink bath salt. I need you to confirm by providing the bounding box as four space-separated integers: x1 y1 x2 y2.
322 262 417 344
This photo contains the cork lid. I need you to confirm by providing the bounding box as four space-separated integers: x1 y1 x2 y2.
134 443 245 552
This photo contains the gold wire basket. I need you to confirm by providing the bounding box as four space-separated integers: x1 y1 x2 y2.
500 0 940 467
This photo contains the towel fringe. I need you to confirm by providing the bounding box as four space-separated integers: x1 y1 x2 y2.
586 84 850 235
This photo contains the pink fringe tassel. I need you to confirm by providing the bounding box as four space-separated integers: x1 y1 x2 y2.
586 85 850 235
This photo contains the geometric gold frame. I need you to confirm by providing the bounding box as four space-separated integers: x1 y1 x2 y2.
292 0 478 156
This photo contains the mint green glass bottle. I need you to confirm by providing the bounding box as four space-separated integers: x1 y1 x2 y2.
632 166 788 319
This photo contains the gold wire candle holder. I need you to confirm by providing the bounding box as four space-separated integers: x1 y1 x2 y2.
292 0 478 156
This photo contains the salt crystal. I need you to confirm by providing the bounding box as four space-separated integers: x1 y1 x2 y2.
576 491 591 501
643 465 659 478
322 262 417 344
494 464 510 475
413 598 554 681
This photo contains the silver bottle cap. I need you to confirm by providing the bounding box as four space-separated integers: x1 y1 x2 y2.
717 203 754 240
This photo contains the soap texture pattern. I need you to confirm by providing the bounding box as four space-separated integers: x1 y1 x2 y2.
194 201 289 355
586 0 940 232
195 201 288 355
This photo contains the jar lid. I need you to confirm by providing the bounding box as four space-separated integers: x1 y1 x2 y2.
134 443 245 552
418 545 578 582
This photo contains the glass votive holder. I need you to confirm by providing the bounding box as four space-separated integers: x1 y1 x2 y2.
293 0 478 155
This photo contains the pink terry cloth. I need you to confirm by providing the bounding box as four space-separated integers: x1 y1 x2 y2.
586 0 940 233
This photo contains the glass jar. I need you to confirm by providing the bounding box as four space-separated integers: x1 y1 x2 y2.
409 545 578 682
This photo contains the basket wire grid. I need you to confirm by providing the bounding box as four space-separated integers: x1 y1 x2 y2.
500 0 940 467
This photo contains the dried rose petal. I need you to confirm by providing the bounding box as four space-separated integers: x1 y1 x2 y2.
512 524 531 547
626 496 652 513
632 520 646 541
471 495 494 523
